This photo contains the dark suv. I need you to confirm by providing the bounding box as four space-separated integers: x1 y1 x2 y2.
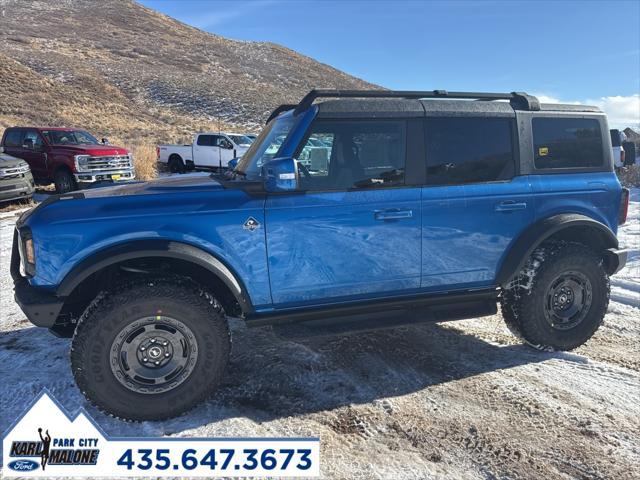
11 90 629 420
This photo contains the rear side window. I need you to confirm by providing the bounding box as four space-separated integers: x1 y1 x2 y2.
3 130 22 147
533 118 604 169
196 135 215 146
425 117 515 186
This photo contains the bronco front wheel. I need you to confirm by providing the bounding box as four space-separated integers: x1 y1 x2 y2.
70 277 230 421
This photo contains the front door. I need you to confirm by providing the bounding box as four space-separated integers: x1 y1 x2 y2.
421 116 533 290
265 119 422 307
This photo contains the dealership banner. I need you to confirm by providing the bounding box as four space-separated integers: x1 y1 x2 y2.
2 390 319 477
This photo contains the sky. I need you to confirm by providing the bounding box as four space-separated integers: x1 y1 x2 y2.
140 0 640 128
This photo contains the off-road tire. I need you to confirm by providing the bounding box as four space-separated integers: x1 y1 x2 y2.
168 155 185 173
54 169 77 193
71 277 230 421
501 241 609 351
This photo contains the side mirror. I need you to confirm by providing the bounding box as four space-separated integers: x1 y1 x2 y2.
0 146 4 153
228 158 239 170
22 139 34 150
262 157 298 192
101 138 109 145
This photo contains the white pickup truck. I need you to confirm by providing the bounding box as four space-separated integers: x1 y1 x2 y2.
157 133 252 172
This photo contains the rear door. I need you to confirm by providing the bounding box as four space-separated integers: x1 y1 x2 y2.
19 129 48 179
421 116 533 290
193 134 220 167
2 128 25 160
265 118 423 307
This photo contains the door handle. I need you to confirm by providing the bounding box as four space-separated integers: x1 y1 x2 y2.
374 209 413 221
495 201 527 212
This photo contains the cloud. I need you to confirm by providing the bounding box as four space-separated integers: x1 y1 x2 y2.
534 93 640 130
179 1 280 30
586 95 640 130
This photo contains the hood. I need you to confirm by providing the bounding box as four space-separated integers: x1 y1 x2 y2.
80 172 224 198
51 144 129 156
17 173 233 228
0 152 28 168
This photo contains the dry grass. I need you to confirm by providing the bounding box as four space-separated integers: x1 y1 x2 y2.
0 197 36 213
129 143 158 181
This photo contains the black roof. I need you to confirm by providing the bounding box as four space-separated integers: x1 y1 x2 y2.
267 89 602 123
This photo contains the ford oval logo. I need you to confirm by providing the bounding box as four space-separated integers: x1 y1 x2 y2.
8 459 39 471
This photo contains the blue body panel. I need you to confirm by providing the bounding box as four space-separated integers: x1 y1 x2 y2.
265 188 422 307
27 176 273 308
421 176 534 289
530 172 621 234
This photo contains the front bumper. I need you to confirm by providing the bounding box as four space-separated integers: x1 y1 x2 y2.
604 248 628 275
10 229 63 328
0 175 35 202
74 168 135 183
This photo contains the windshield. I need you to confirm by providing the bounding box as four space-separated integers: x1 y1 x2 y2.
42 130 99 145
228 135 252 146
235 114 295 179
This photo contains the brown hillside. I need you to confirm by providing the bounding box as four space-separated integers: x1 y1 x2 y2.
0 0 376 144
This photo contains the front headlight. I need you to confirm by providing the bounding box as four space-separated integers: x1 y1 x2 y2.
18 162 31 175
74 155 91 172
18 228 36 277
25 238 35 265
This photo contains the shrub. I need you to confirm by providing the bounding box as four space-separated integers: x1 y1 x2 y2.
130 143 158 181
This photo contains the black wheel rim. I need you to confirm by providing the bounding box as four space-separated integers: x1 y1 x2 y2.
543 271 593 330
57 174 72 193
110 316 198 394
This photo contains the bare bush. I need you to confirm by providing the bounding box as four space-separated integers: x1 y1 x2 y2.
130 143 158 181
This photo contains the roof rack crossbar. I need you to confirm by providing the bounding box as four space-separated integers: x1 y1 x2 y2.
292 89 540 114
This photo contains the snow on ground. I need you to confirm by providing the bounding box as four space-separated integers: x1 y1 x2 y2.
0 191 638 479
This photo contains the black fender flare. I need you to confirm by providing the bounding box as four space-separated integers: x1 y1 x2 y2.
496 213 619 287
56 240 253 313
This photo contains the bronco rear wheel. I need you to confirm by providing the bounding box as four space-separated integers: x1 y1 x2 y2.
501 241 609 351
71 277 230 420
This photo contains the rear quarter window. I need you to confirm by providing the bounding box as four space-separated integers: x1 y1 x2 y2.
3 130 23 147
533 118 604 169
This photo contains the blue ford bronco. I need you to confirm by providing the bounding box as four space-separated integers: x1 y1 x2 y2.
11 90 630 420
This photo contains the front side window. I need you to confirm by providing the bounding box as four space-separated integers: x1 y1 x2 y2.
295 120 406 191
533 118 604 169
22 130 44 148
425 117 515 186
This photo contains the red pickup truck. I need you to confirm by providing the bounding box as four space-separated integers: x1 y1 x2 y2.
0 127 135 193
